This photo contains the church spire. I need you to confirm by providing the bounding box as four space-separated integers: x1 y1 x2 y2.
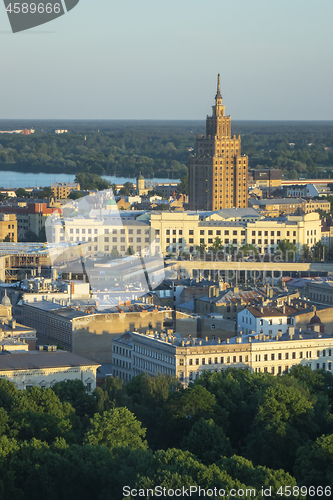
215 73 222 100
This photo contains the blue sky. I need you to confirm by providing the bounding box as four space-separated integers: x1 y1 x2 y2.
0 0 332 120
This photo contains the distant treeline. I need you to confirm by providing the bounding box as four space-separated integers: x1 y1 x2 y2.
0 120 332 181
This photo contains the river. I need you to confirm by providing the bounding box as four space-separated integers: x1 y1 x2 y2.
0 171 179 189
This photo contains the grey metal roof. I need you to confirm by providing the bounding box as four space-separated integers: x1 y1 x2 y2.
0 351 100 371
251 198 305 206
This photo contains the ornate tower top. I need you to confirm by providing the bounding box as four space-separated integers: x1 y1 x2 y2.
215 73 222 100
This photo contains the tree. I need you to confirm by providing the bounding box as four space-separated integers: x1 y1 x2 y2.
19 230 39 242
68 191 84 200
301 244 310 261
181 418 232 464
238 243 258 257
294 434 333 487
118 182 134 196
313 240 325 261
245 384 314 472
74 173 110 191
84 407 148 451
196 242 206 256
276 239 297 261
51 379 97 420
177 175 188 195
15 188 30 198
10 387 76 443
208 236 223 254
166 385 216 420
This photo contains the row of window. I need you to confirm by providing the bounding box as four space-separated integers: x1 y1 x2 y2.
114 358 131 369
104 237 150 243
255 349 332 361
179 349 332 367
133 345 174 364
113 345 131 357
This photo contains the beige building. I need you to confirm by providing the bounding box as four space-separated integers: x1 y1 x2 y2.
0 348 99 391
51 182 80 199
246 212 322 254
21 300 178 363
306 281 333 307
249 198 331 217
189 74 248 211
112 328 333 387
0 214 17 242
249 169 283 194
49 209 323 258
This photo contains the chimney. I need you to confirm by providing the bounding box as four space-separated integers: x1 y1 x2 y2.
205 336 208 343
226 338 229 344
289 326 295 339
217 338 221 344
248 337 252 343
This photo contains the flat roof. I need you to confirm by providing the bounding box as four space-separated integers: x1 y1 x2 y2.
0 350 100 371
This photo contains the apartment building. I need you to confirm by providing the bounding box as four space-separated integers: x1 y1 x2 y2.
112 328 333 387
0 202 55 240
51 182 80 199
0 214 17 242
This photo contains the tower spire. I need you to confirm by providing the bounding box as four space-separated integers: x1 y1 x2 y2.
215 73 222 99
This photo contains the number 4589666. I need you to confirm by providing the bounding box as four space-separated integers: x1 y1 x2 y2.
6 3 61 14
277 486 331 497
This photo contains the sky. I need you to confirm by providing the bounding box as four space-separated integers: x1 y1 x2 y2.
0 0 332 120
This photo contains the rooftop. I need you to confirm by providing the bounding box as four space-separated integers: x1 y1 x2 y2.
0 350 100 371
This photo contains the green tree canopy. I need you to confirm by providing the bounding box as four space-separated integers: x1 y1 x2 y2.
84 407 148 451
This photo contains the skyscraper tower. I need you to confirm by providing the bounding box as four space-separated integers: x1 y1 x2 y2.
188 75 248 211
